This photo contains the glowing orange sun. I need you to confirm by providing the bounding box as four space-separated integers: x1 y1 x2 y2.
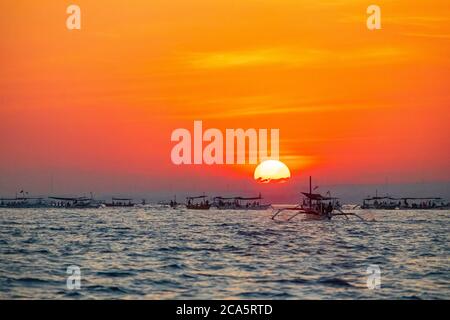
254 160 291 183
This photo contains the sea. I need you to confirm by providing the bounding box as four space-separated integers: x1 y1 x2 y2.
0 207 448 299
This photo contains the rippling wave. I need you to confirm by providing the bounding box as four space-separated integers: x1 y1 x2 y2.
0 207 448 299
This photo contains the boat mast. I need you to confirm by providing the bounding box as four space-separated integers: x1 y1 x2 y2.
309 176 312 208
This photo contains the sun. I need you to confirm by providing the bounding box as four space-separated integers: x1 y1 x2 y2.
254 160 291 183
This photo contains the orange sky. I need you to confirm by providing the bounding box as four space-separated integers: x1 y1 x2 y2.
0 0 449 198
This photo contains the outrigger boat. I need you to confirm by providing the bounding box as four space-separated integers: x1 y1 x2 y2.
361 196 398 210
212 193 271 210
48 195 105 208
186 195 211 210
0 197 46 208
271 177 365 221
0 190 47 208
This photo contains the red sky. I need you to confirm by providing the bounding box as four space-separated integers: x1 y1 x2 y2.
0 1 449 200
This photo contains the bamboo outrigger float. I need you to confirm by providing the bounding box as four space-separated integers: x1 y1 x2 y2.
271 177 366 221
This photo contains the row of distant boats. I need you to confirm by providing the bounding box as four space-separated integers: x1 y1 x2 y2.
1 181 449 212
0 193 271 210
362 196 449 210
0 194 131 209
165 194 272 210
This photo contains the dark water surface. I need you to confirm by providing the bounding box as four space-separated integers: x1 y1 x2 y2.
0 207 448 299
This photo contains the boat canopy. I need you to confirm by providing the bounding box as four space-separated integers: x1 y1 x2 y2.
400 197 442 200
1 197 43 201
235 196 262 200
363 196 397 201
213 196 235 200
364 196 442 201
214 194 262 201
49 196 89 201
301 192 339 201
186 195 208 200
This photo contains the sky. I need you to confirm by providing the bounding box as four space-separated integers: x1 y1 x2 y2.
0 1 449 201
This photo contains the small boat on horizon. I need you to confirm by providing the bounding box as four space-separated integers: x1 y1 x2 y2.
212 193 271 210
48 194 105 208
0 196 46 208
105 197 135 207
186 195 211 210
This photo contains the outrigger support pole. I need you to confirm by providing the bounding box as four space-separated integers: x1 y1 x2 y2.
271 208 285 220
271 205 301 220
334 209 366 222
287 211 306 221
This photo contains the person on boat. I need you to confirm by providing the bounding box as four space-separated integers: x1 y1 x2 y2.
326 202 333 214
303 198 309 208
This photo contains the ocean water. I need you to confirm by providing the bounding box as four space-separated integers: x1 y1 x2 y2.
0 207 448 299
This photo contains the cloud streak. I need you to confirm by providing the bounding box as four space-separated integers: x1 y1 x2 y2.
184 46 411 70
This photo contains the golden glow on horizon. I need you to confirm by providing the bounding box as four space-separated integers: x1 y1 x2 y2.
254 160 291 183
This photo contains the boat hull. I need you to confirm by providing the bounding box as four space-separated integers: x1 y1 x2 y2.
214 204 271 210
303 213 331 220
186 204 211 210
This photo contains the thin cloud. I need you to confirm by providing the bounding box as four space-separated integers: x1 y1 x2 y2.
186 48 317 69
175 99 392 119
184 46 410 70
400 32 450 39
339 14 450 28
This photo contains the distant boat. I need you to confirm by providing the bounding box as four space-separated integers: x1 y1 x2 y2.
186 195 210 210
105 197 135 207
0 196 46 208
361 196 398 210
212 193 271 210
48 195 104 208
